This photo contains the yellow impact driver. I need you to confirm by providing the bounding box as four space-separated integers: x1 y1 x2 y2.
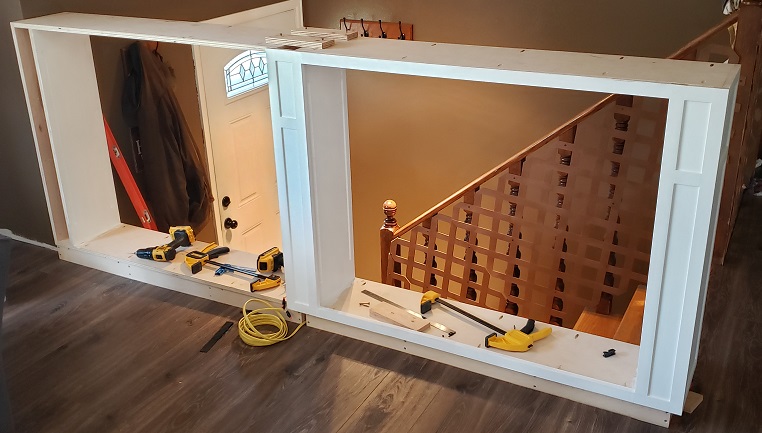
135 226 195 262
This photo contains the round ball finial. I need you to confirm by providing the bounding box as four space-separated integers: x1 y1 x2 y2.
383 199 397 217
383 199 398 228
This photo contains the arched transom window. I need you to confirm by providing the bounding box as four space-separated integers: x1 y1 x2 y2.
224 50 268 98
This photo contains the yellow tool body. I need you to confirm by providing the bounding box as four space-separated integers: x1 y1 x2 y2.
249 275 281 291
135 226 195 262
257 247 284 273
184 243 230 274
485 322 552 352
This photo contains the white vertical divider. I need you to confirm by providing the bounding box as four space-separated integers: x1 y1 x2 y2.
301 65 355 308
636 86 736 413
267 50 318 312
29 30 119 246
267 50 355 312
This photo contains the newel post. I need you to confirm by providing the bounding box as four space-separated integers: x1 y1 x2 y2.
380 199 399 284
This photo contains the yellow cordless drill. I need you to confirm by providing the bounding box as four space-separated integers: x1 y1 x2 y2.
136 226 195 262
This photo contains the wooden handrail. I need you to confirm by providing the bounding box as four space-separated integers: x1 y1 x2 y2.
670 13 738 59
393 12 738 239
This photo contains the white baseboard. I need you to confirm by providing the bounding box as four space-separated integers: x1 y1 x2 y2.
0 229 57 251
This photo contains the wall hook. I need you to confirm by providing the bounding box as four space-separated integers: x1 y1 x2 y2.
398 21 406 40
378 20 387 38
360 18 369 37
342 17 349 31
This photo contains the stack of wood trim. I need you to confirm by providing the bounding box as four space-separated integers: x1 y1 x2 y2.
291 27 358 41
265 34 335 49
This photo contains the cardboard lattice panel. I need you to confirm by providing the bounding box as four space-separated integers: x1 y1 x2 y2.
388 96 667 327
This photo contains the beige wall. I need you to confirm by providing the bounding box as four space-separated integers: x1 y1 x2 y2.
303 0 725 281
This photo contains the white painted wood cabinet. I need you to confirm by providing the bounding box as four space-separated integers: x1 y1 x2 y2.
11 12 738 426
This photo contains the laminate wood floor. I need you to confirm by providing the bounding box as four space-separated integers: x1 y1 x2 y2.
2 197 762 432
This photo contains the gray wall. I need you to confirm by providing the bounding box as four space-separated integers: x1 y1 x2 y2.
302 0 726 281
0 0 278 244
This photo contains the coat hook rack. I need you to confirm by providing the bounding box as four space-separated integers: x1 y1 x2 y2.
339 19 413 40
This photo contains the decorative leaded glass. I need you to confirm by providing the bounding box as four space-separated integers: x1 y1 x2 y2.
224 50 268 98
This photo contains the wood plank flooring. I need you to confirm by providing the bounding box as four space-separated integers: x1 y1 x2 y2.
2 196 762 432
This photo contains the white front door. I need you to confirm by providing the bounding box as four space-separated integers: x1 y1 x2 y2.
194 2 298 254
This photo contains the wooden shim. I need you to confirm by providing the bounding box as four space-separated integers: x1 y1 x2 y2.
369 302 430 332
291 27 358 41
265 34 334 49
683 391 704 414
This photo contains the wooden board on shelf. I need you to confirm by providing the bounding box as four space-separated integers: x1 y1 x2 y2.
369 302 430 331
291 27 358 41
266 34 334 49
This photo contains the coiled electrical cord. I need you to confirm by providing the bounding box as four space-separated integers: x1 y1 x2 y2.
238 299 304 347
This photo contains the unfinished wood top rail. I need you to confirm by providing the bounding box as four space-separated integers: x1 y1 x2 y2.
393 12 738 238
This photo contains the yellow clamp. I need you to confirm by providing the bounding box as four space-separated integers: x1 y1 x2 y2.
485 320 552 352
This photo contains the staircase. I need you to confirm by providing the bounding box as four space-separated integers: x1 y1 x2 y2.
379 8 762 339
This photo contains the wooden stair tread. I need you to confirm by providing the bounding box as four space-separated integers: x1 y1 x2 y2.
613 286 647 345
573 310 623 338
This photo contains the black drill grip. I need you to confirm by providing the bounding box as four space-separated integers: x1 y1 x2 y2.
207 247 230 259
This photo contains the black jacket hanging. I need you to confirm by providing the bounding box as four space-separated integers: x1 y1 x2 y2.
122 42 213 233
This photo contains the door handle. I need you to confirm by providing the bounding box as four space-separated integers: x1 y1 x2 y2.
221 196 231 208
224 218 238 229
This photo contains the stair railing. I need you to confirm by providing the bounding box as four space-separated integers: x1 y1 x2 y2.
379 10 754 328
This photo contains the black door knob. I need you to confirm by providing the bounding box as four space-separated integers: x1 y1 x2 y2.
221 196 231 208
224 218 238 229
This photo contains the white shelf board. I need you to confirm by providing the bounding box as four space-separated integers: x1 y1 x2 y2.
294 39 738 94
12 13 281 51
12 13 738 93
71 224 287 302
331 279 639 388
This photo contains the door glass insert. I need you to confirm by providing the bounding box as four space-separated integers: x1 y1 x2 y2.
224 50 268 98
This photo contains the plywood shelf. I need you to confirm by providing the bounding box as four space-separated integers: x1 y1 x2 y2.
59 224 288 308
330 279 639 388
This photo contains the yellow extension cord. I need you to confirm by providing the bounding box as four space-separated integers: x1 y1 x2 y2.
238 298 305 347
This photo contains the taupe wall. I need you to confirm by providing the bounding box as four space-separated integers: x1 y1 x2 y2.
302 0 726 281
0 0 52 244
90 37 218 242
0 0 278 244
